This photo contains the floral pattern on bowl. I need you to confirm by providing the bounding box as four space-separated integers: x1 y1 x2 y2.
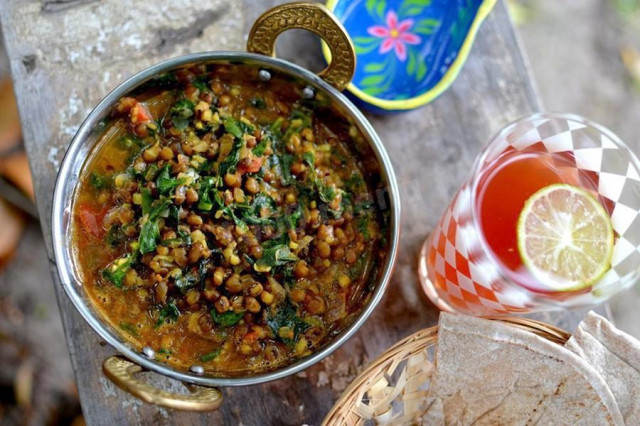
323 0 497 112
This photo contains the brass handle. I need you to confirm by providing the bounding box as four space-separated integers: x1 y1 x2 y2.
102 356 223 412
247 2 356 91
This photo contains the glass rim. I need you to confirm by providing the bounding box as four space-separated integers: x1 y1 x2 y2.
469 112 640 300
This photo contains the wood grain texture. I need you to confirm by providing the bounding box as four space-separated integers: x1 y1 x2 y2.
0 0 609 424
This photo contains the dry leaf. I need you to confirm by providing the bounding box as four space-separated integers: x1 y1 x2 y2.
0 151 35 200
621 46 640 87
0 197 24 269
0 78 21 153
14 360 34 408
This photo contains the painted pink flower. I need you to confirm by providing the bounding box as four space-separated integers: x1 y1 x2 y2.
367 11 421 62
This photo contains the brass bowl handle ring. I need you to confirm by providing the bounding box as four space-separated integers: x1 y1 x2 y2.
247 2 356 91
103 356 223 412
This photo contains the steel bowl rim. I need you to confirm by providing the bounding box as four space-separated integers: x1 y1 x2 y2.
51 51 401 387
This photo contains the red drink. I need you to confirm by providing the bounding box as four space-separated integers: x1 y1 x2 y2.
419 114 640 315
475 146 600 292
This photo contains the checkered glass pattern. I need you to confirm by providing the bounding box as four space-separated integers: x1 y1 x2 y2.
422 114 640 315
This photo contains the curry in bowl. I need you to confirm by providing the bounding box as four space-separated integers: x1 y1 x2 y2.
71 63 390 376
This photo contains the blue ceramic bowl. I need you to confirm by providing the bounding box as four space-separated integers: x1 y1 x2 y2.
322 0 497 113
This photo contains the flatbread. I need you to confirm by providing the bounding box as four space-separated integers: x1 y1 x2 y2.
566 311 640 424
423 313 623 425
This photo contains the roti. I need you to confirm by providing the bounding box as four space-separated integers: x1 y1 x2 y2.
421 313 624 425
566 311 640 424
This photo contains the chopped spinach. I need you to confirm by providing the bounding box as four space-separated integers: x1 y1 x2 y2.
144 163 160 182
167 204 180 228
282 108 311 143
266 299 309 346
106 225 125 247
118 135 144 150
102 255 134 288
90 172 112 190
141 188 153 215
269 117 285 136
170 99 195 130
222 117 243 139
222 117 254 139
249 97 266 109
252 137 269 157
218 138 242 178
354 200 374 214
174 272 198 292
199 349 222 362
139 219 160 254
119 322 139 337
197 177 216 211
280 153 294 186
356 215 371 241
176 259 209 292
302 151 315 168
155 303 180 328
156 164 185 195
192 79 209 92
254 244 298 272
138 200 171 254
238 193 275 226
222 206 249 232
148 72 178 89
211 309 243 327
161 234 192 248
285 205 303 230
318 183 336 204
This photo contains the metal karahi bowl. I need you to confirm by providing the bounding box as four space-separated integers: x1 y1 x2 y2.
51 2 400 411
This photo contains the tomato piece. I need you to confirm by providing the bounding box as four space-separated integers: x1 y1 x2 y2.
77 204 106 238
238 157 263 175
243 331 258 344
130 102 152 124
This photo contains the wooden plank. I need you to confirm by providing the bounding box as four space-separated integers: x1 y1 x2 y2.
0 0 609 424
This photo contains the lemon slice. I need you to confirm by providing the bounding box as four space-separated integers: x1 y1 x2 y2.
517 184 614 291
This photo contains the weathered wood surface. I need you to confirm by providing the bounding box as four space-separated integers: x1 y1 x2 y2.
0 0 609 424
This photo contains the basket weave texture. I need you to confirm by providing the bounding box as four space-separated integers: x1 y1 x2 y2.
322 317 571 425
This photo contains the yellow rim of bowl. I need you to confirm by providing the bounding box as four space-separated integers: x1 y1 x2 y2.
322 0 498 110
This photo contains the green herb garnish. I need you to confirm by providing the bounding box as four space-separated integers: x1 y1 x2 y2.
141 188 153 215
170 99 195 130
254 244 298 273
106 225 125 247
102 255 134 288
155 303 180 328
155 164 185 195
218 138 242 178
266 299 309 346
199 349 222 362
90 172 112 190
211 310 244 327
119 322 139 337
249 97 266 109
138 199 171 254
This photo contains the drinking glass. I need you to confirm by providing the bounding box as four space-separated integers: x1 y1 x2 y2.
418 113 640 315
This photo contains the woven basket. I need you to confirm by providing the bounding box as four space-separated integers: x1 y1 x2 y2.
322 317 572 425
